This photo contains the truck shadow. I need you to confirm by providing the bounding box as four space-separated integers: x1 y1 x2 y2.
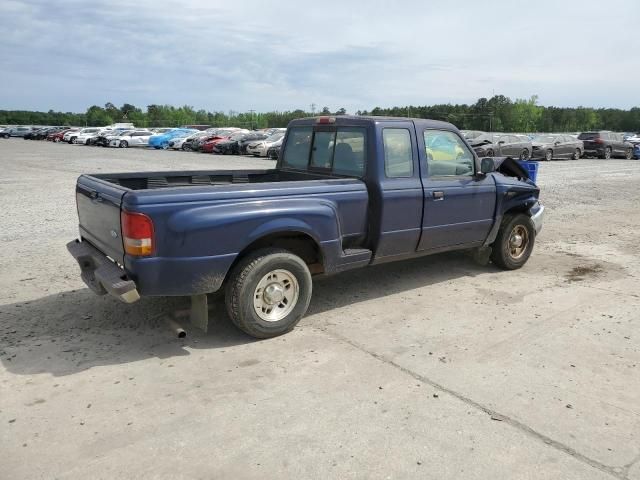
0 252 494 377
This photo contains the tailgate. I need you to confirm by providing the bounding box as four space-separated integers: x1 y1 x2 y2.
76 175 127 264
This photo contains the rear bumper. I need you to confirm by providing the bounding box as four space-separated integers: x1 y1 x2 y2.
67 240 140 303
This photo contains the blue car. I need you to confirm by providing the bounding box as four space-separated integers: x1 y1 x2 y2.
148 129 198 149
634 144 640 159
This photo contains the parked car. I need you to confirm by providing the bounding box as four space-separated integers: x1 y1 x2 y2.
67 115 543 339
47 128 78 142
578 131 633 159
246 131 286 157
74 128 107 145
64 129 84 143
25 127 61 140
2 126 35 138
634 144 640 159
470 133 532 160
266 143 281 160
210 131 250 155
623 133 640 144
192 129 240 152
237 132 270 154
181 129 220 151
148 128 198 149
94 130 131 147
530 134 583 161
110 130 154 148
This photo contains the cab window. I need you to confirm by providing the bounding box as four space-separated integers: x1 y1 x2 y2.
383 128 413 177
424 130 475 177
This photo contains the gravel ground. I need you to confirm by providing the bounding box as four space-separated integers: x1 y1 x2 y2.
1 139 639 479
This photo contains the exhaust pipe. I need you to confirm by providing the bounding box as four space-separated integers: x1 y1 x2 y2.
164 316 186 339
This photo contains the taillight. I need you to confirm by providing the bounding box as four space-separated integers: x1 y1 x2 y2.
316 116 336 124
121 211 155 256
593 138 604 144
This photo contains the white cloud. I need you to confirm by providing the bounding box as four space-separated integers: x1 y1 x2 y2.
1 0 638 113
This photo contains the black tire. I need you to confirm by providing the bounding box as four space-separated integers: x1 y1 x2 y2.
70 137 77 144
486 149 494 157
625 148 633 160
519 149 530 160
603 147 612 159
573 148 581 160
225 248 312 339
490 213 536 270
545 149 553 161
119 140 128 148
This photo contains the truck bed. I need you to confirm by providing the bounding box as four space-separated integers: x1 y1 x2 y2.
94 168 341 190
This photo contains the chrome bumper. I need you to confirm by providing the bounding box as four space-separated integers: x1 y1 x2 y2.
530 203 545 234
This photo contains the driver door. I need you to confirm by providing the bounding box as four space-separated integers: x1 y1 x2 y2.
419 129 497 251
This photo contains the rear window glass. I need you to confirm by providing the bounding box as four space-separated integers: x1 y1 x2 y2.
578 132 599 140
282 127 313 169
383 129 413 177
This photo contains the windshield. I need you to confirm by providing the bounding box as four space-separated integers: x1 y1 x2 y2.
578 132 599 140
266 132 285 142
472 134 497 143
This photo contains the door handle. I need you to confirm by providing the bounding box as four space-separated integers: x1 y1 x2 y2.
433 191 444 201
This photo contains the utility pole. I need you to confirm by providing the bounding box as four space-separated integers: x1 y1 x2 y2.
249 109 255 130
310 103 316 115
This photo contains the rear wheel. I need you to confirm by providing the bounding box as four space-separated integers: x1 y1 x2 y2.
225 248 312 339
545 149 553 161
490 213 536 270
486 149 494 157
603 147 612 159
573 148 581 160
625 148 633 160
119 140 128 148
519 149 530 160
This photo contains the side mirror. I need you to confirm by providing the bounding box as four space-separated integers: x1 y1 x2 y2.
480 157 496 174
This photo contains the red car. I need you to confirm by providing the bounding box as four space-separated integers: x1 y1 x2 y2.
47 128 77 142
201 135 231 153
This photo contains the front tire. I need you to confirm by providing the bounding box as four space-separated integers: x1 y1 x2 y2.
225 248 312 339
486 149 494 157
519 149 530 160
602 147 612 159
545 149 553 161
573 148 581 160
625 148 633 160
490 213 536 270
119 140 128 148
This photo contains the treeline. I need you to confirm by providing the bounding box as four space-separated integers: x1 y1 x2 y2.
1 96 639 132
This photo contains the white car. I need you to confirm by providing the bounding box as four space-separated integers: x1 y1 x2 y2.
624 134 640 144
109 130 154 148
74 128 110 145
63 128 86 143
246 131 286 157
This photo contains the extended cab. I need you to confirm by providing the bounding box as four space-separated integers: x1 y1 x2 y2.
68 116 544 338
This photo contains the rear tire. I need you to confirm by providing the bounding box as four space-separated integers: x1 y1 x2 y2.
119 140 128 148
602 147 612 159
225 248 312 339
519 149 530 160
573 148 581 160
625 148 633 160
545 149 553 161
486 149 494 157
490 213 536 270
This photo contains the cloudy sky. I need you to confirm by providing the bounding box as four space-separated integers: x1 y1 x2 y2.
1 0 638 113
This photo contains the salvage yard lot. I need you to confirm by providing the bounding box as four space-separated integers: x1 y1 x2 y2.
1 139 639 479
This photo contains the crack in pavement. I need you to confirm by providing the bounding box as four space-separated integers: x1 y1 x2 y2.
317 326 628 480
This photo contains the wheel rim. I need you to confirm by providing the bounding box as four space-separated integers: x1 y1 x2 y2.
605 148 611 159
253 269 299 322
507 225 529 260
626 149 632 159
520 149 529 160
546 150 552 161
487 150 494 157
574 149 580 160
120 141 127 148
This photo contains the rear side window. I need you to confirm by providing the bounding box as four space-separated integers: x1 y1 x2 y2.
383 129 413 177
282 126 365 177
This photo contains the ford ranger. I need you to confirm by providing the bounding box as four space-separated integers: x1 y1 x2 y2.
67 116 544 338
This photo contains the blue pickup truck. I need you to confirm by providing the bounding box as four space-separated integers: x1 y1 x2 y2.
68 116 544 338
